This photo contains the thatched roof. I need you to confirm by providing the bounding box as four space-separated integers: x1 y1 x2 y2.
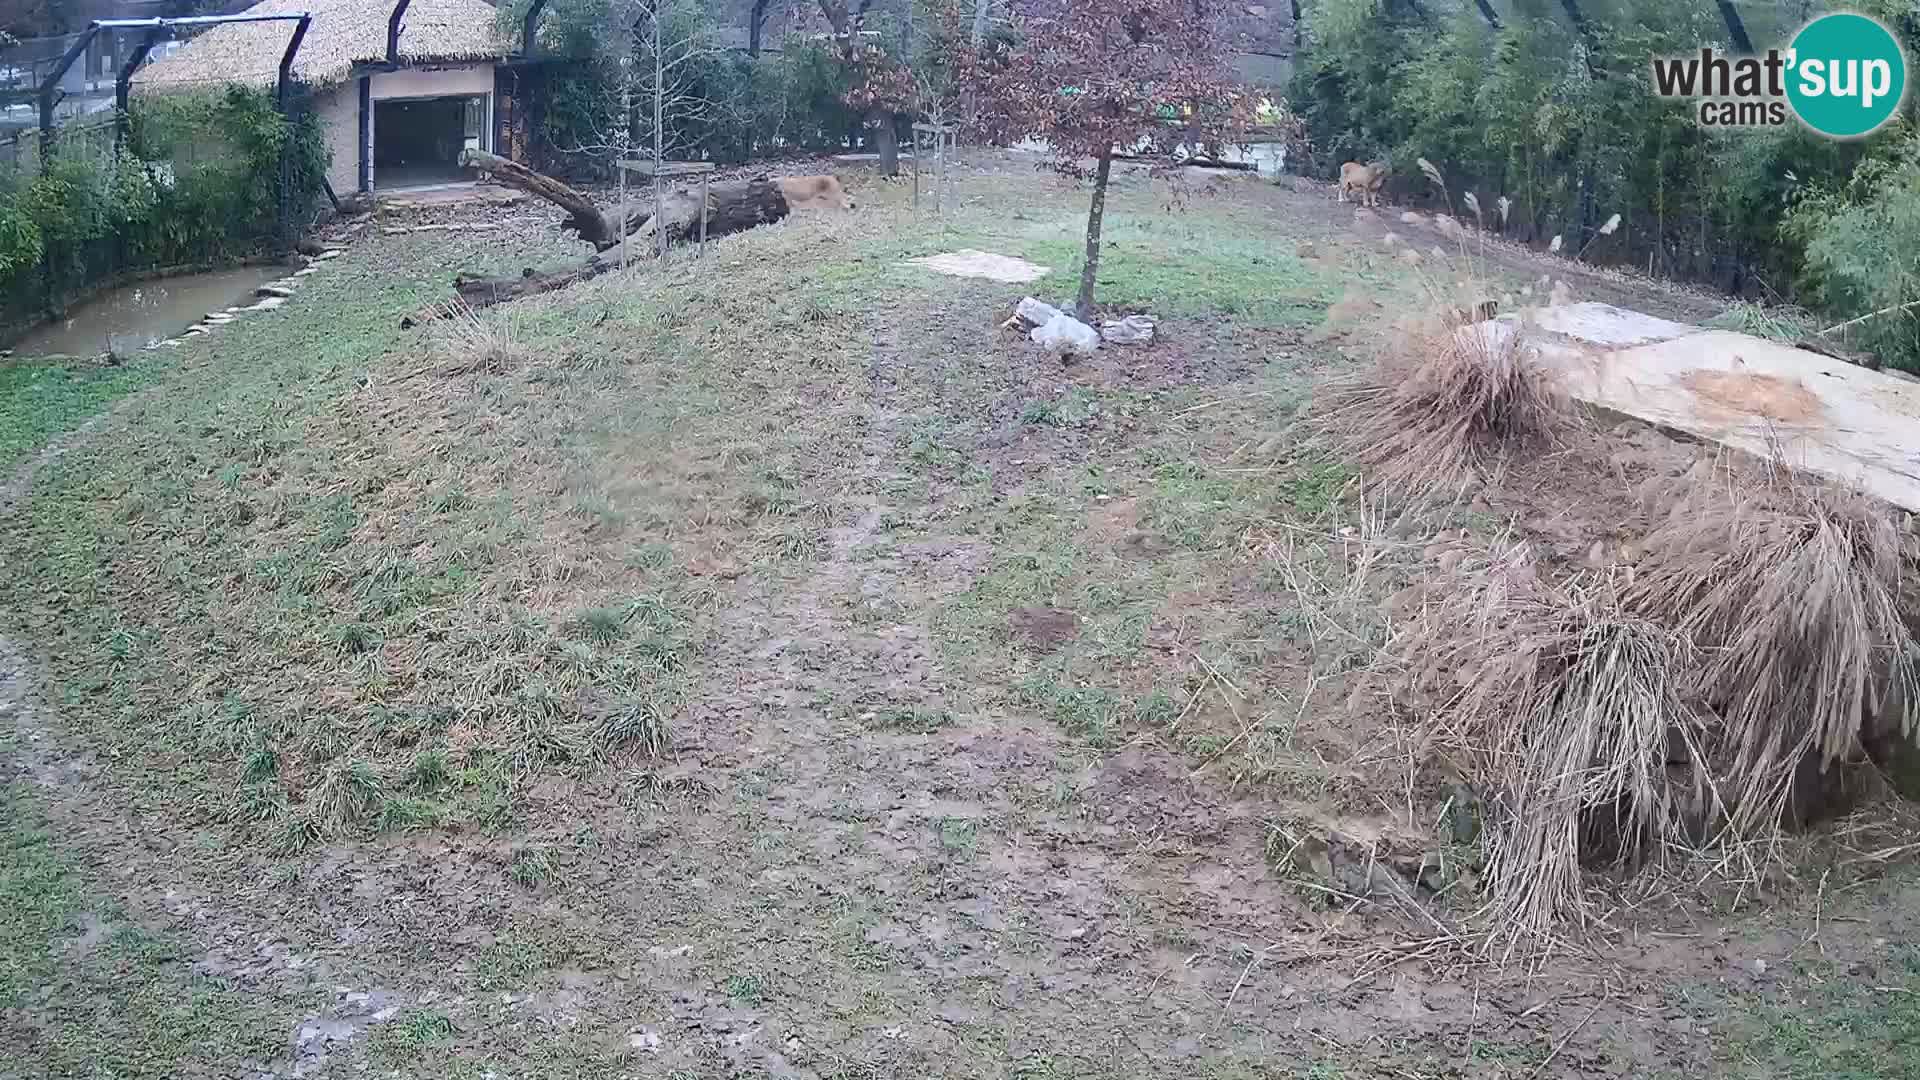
134 0 509 92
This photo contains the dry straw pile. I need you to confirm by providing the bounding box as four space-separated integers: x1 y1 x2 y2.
1377 457 1918 949
1316 318 1567 501
1623 462 1918 837
1387 544 1705 950
1314 163 1919 947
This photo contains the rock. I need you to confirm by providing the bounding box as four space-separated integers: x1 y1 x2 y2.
316 248 343 261
294 266 320 277
1380 231 1401 248
1029 312 1099 358
1014 296 1062 327
1400 210 1422 224
257 284 295 298
248 297 288 311
1100 314 1156 345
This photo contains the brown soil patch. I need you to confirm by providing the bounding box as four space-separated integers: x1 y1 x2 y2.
1008 606 1080 653
1682 370 1824 423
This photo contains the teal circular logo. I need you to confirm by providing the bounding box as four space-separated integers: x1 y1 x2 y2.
1785 13 1908 138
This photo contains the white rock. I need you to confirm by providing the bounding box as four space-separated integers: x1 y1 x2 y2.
1100 314 1156 345
257 284 295 298
1029 312 1099 358
248 297 288 311
1015 296 1062 327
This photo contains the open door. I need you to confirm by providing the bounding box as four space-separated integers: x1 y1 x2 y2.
463 95 485 154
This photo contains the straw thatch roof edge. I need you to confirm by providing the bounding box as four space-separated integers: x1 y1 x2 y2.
134 0 510 93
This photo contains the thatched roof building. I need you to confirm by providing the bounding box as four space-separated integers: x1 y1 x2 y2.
134 0 509 91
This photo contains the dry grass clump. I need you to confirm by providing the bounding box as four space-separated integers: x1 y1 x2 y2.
1382 460 1920 951
1387 542 1706 950
1623 461 1919 837
428 301 535 375
1317 317 1570 500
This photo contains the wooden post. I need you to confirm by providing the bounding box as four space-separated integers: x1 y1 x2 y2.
914 123 956 218
617 158 717 260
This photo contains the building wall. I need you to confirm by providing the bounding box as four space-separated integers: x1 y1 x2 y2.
369 63 494 101
315 81 359 196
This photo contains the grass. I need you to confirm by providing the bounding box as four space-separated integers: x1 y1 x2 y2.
1719 945 1920 1080
1015 207 1351 327
1 155 1913 1080
0 784 291 1076
0 355 162 469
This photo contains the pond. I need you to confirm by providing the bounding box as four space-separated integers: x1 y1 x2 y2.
10 265 287 360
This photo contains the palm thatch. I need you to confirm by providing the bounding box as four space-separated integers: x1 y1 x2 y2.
134 0 509 93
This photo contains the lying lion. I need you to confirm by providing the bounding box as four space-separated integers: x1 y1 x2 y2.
776 175 856 212
1337 161 1388 208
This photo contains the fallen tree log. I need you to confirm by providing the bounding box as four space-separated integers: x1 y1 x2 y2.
458 149 792 254
402 153 798 327
594 178 792 266
460 149 619 247
399 265 600 328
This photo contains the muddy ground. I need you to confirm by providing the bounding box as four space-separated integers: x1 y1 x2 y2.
0 150 1915 1080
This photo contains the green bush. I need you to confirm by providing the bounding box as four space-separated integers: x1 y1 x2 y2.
1786 133 1920 371
0 85 323 324
1289 0 1916 361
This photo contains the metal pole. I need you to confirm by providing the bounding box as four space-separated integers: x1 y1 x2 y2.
698 169 708 257
386 0 412 65
276 14 311 114
116 28 165 152
39 27 98 162
912 130 920 211
277 15 312 244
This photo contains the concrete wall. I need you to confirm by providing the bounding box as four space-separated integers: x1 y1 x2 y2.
315 82 358 197
369 63 494 101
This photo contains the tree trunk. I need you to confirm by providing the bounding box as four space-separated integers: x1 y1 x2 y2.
874 112 899 177
1472 0 1501 30
459 149 617 246
405 165 794 325
1558 0 1604 79
597 179 790 267
1076 151 1113 320
750 0 770 56
1717 1 1754 53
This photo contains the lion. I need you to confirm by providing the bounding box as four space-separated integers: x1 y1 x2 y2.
776 175 856 212
1337 161 1389 208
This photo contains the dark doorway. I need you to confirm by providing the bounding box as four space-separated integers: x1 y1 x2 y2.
373 95 483 189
